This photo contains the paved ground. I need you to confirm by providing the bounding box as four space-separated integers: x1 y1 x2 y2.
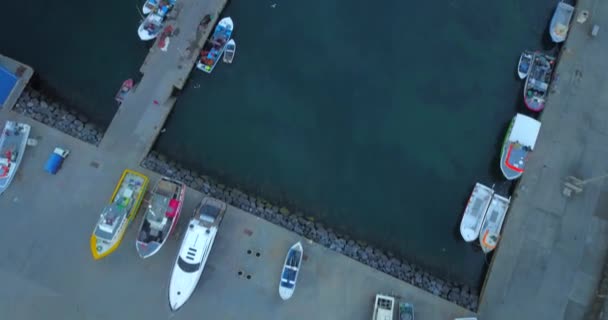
478 0 608 319
0 111 473 319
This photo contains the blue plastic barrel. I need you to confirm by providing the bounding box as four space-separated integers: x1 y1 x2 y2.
44 153 64 174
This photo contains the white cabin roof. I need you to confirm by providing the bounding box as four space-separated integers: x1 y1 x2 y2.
508 114 541 149
178 222 216 264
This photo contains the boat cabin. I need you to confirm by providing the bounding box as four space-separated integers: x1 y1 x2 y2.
96 204 126 240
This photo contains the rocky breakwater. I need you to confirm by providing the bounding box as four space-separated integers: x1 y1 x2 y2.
12 88 104 145
141 151 480 311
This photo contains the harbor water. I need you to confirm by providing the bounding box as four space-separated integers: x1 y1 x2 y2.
0 0 557 286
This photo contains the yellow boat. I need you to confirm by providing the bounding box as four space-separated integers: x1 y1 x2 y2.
90 169 149 260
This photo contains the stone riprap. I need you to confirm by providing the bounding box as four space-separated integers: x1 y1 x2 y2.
12 87 104 145
141 151 480 311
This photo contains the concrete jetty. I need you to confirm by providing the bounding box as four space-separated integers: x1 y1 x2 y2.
478 0 608 319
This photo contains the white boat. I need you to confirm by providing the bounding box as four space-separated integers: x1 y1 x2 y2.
137 9 168 41
90 170 149 260
549 2 575 43
278 241 303 300
459 183 494 242
517 51 533 79
222 39 236 64
500 114 542 180
143 0 175 15
0 121 31 195
196 17 234 73
168 196 226 311
135 177 186 259
372 294 395 320
479 194 511 253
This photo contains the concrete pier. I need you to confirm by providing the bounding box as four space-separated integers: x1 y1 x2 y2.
478 0 608 319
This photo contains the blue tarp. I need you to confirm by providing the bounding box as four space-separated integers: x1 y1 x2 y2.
45 153 64 174
0 65 17 107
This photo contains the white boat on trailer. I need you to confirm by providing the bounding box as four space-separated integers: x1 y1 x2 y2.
479 193 511 253
135 177 186 259
0 121 31 195
549 1 575 43
372 294 395 320
278 241 303 300
459 183 494 242
222 39 236 64
168 196 226 311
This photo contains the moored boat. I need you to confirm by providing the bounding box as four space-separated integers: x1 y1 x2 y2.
90 169 149 260
524 52 555 111
222 39 236 64
168 196 226 311
517 51 533 79
549 1 575 43
196 17 234 73
373 294 395 320
115 79 133 105
135 177 186 259
500 114 541 180
138 9 168 41
399 302 414 320
459 183 494 242
479 193 511 253
278 241 303 300
0 121 31 195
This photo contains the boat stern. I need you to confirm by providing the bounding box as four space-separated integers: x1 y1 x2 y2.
135 240 161 259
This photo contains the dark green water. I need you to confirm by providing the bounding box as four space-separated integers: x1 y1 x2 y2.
1 0 556 286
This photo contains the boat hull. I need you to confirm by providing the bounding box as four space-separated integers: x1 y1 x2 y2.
279 242 303 300
0 121 31 195
459 183 493 242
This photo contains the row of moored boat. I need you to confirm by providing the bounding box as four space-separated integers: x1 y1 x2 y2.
88 169 303 311
459 1 576 251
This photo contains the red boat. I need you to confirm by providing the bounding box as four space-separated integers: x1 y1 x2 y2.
115 79 134 105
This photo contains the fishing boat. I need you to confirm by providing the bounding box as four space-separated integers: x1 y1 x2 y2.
517 51 533 79
524 52 555 111
479 193 511 253
549 1 575 43
135 177 186 259
115 79 133 105
0 121 31 195
373 294 395 320
142 0 158 15
500 114 541 180
459 183 494 242
222 39 236 64
196 17 234 73
90 170 149 260
278 241 303 300
168 196 226 311
399 302 414 320
138 8 168 41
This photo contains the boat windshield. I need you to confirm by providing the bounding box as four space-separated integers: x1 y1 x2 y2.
177 257 201 273
199 204 220 223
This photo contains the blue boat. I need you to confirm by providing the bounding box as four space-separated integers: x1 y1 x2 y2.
196 17 234 74
279 241 303 300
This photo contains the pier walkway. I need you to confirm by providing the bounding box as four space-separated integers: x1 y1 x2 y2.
100 0 228 165
478 0 608 319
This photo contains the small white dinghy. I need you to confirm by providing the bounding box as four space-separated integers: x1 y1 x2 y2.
279 241 303 300
479 194 511 253
222 39 236 64
517 51 534 79
460 183 494 242
549 1 575 43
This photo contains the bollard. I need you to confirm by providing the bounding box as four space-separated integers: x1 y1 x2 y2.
592 25 600 37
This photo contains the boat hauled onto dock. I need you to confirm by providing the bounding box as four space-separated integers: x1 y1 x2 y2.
479 193 511 253
135 177 186 259
197 17 234 73
0 121 31 195
168 196 226 311
459 183 493 242
279 241 303 300
90 169 149 260
500 114 541 180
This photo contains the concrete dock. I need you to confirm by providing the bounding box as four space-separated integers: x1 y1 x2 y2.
478 0 608 319
0 0 475 319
